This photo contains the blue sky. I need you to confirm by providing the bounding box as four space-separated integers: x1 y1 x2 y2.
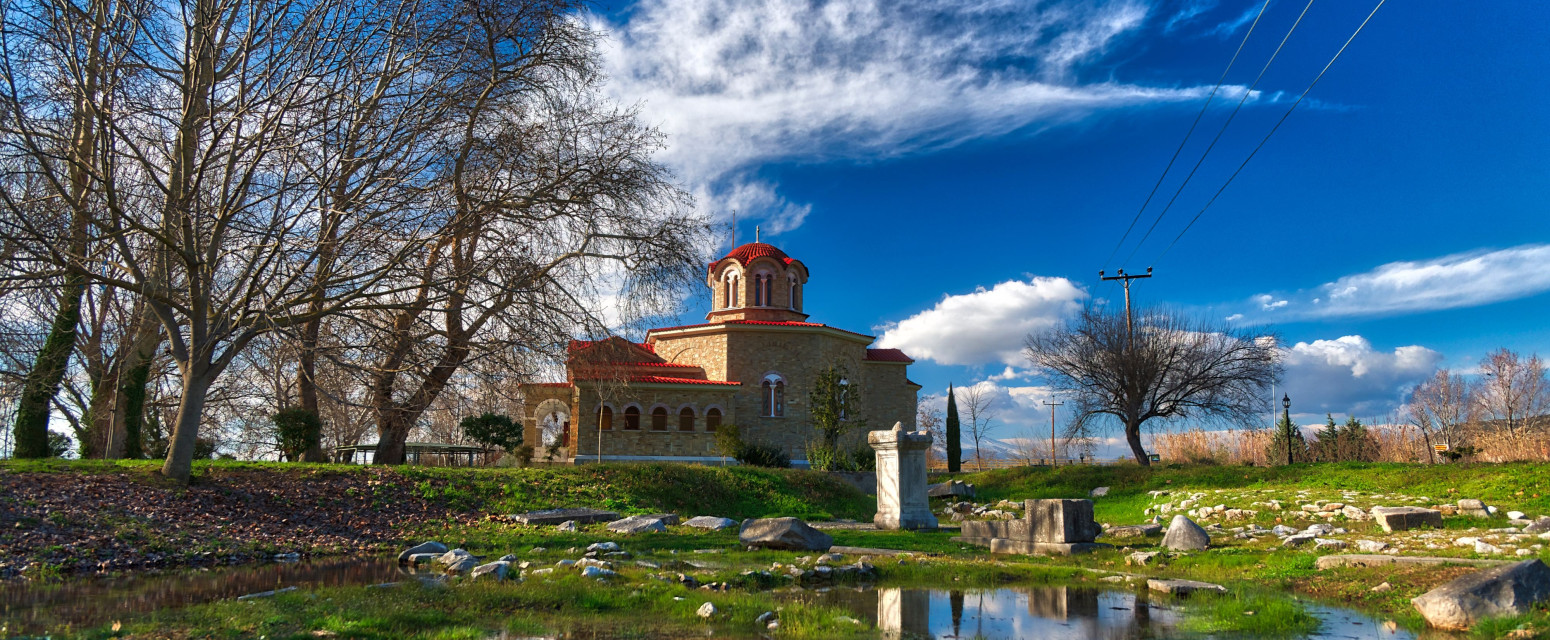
592 0 1550 453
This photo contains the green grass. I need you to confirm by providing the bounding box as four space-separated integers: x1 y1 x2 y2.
1173 590 1322 637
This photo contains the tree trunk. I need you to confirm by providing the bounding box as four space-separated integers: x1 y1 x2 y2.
116 315 162 459
295 317 328 462
11 275 87 457
161 365 214 482
1125 417 1151 466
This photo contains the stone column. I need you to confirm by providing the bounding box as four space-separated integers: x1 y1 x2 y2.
869 422 938 530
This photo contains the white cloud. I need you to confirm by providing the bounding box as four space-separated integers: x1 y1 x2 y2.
1234 244 1550 321
1280 335 1442 417
876 277 1087 366
595 0 1241 233
1164 0 1218 33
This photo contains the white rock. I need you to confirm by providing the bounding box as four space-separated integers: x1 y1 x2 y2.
1509 511 1527 520
1476 541 1505 555
697 602 717 618
1356 540 1389 553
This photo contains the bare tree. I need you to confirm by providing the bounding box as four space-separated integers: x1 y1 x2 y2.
958 383 997 469
361 0 703 465
1406 368 1473 461
1476 348 1549 439
917 403 943 466
1024 305 1278 466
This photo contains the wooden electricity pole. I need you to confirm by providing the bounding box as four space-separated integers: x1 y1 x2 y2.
1043 400 1063 466
1099 267 1152 339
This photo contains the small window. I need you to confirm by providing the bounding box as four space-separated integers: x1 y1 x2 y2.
624 406 641 430
839 378 849 420
600 406 613 431
705 408 721 432
762 374 785 417
788 279 797 310
679 407 695 431
651 406 668 431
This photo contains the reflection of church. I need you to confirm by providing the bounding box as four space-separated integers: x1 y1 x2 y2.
519 239 920 465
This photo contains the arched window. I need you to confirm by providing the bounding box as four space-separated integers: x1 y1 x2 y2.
679 407 695 431
599 406 613 431
788 277 798 310
725 273 739 307
651 406 668 431
705 408 722 432
762 374 785 417
839 378 850 420
753 274 771 306
624 406 641 430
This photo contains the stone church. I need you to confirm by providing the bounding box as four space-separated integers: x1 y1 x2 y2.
519 240 920 465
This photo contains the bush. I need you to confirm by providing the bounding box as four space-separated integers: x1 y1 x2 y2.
850 447 875 471
460 412 523 451
272 408 322 462
736 443 791 469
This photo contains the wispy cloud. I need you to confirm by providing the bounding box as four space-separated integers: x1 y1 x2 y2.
1205 2 1262 38
1228 244 1550 322
876 277 1087 367
1164 0 1218 33
593 0 1242 233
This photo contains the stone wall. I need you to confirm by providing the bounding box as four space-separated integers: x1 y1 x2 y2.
569 383 739 460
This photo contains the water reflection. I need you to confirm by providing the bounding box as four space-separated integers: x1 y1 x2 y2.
1 557 403 635
803 585 1180 640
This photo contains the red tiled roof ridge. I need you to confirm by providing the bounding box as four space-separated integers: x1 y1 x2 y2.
708 242 799 274
864 348 914 363
572 375 741 386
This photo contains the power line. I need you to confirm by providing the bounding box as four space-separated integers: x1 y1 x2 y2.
1154 0 1388 265
1119 0 1317 268
1102 0 1273 270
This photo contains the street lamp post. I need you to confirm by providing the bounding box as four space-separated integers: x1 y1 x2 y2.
1282 394 1293 466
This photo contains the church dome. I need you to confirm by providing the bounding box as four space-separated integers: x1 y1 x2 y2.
711 242 792 272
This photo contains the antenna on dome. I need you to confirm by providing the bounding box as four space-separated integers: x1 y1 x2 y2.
755 225 760 243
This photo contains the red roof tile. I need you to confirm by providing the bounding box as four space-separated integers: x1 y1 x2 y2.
708 242 797 274
647 319 872 339
865 348 914 363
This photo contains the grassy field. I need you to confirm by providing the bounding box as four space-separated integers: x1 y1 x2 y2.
11 459 1550 638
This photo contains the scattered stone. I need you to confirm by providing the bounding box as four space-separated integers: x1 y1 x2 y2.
437 549 479 573
1104 524 1164 538
756 611 777 625
236 586 298 600
510 508 621 526
816 553 844 565
556 520 579 533
407 553 440 566
1162 515 1210 551
607 515 670 535
684 516 739 530
470 561 510 581
498 554 519 563
739 517 835 551
696 602 717 618
397 541 447 564
1356 540 1389 553
1283 534 1316 548
1316 555 1511 570
1458 499 1492 519
1371 506 1445 533
1525 518 1550 534
1372 582 1393 593
1314 538 1348 551
528 568 554 576
1090 486 1110 498
580 565 617 580
927 480 976 499
587 541 621 553
1476 541 1505 555
1412 559 1550 630
1342 505 1367 520
1127 551 1162 567
1148 578 1228 596
529 547 546 554
1509 511 1527 521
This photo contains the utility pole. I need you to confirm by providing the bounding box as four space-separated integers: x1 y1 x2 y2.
1043 400 1064 467
1098 267 1153 339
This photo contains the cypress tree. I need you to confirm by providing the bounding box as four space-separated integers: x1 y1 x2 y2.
945 384 961 473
